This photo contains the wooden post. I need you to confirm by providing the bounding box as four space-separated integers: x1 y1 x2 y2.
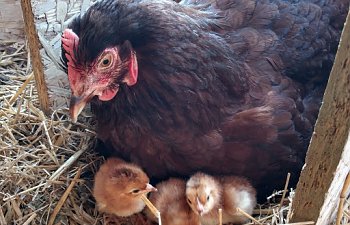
290 10 350 224
20 0 50 114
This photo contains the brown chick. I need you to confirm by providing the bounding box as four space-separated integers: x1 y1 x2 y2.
186 172 256 225
146 178 200 225
93 157 157 217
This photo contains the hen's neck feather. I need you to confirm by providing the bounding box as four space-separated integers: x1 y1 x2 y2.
84 0 251 135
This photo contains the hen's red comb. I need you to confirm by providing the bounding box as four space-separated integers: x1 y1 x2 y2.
62 29 79 63
62 29 80 90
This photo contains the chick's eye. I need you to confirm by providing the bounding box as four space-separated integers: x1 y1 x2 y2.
131 189 140 194
187 198 192 204
207 196 210 201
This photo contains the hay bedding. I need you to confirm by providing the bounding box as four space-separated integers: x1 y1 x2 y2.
0 41 349 225
0 41 103 225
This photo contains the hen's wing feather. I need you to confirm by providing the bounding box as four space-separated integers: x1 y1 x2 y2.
182 0 348 82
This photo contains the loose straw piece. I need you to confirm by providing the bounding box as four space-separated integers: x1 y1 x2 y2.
255 214 275 224
48 167 82 225
279 173 291 211
218 208 222 225
141 195 162 225
253 208 274 215
22 213 37 225
54 124 72 147
8 72 34 105
0 207 6 225
42 121 54 150
236 207 263 225
277 221 314 225
336 172 350 225
49 147 87 181
11 199 23 218
3 183 46 201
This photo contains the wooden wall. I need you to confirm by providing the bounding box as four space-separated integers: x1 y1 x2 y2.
0 0 24 40
290 9 350 224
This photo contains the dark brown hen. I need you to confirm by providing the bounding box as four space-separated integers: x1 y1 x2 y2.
61 0 349 199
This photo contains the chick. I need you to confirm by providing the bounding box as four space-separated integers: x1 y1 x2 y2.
146 178 200 225
186 172 256 225
93 157 157 217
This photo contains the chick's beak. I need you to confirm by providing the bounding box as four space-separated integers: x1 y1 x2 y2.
141 183 157 194
70 94 93 123
196 198 204 216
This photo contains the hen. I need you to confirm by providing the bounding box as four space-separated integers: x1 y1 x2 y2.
61 0 349 199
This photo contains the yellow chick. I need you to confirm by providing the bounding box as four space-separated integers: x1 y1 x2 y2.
93 157 157 217
147 178 200 225
186 172 256 225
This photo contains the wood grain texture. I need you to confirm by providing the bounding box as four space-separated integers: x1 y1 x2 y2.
21 0 50 114
0 0 24 40
290 9 350 224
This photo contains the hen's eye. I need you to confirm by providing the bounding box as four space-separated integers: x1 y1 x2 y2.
99 54 113 68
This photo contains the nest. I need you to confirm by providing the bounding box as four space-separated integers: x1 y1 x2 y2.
0 41 349 225
0 41 102 225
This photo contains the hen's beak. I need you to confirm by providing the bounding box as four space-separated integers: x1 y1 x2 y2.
69 94 93 123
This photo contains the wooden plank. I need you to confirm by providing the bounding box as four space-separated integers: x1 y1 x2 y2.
20 0 51 114
316 137 350 224
290 10 350 224
0 0 24 41
335 173 350 225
